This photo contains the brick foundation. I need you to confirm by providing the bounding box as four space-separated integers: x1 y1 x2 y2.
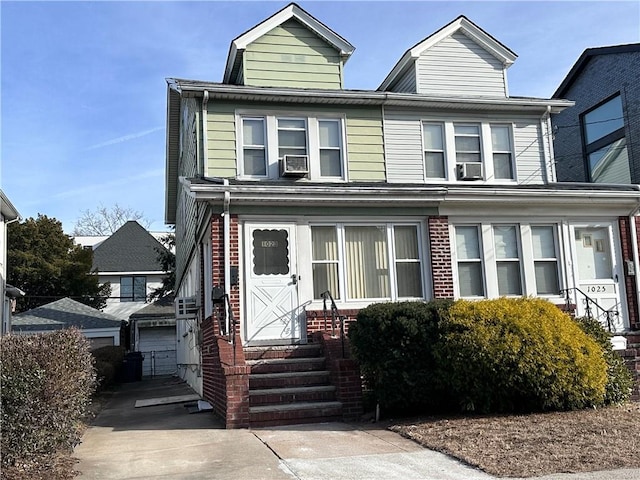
313 331 363 421
201 316 249 428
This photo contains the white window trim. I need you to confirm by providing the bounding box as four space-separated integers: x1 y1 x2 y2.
422 119 517 184
451 221 563 300
309 222 425 305
239 116 268 179
236 110 348 182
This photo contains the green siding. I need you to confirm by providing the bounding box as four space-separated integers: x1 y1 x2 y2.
244 20 343 89
205 101 385 181
206 104 236 178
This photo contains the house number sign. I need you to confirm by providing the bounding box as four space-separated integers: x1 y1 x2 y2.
582 284 614 294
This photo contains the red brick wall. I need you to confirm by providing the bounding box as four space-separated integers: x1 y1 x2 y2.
313 332 363 421
618 217 639 330
428 216 455 299
211 214 241 335
619 344 640 401
306 309 359 338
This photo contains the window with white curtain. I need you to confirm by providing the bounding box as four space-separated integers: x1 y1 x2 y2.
455 226 485 297
493 225 522 295
311 224 423 301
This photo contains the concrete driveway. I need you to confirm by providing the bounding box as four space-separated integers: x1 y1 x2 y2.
74 377 640 480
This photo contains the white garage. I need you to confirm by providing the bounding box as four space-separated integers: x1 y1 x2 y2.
130 297 177 377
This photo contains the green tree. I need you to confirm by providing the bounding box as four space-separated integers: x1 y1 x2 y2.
7 215 110 312
149 232 175 301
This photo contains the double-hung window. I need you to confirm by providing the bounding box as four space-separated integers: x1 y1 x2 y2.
311 224 423 302
454 124 482 163
423 123 446 179
453 222 560 298
455 226 485 297
239 113 346 180
581 94 630 183
493 225 522 295
242 118 267 176
491 125 514 180
121 276 146 302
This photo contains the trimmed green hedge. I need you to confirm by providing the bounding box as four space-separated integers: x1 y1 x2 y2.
349 298 610 415
1 329 96 471
575 316 633 405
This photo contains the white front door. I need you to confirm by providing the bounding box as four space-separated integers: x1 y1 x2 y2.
245 224 303 344
571 225 626 331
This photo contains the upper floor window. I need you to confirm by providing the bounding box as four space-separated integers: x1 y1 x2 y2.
581 94 630 183
121 276 146 302
422 120 515 182
238 113 346 181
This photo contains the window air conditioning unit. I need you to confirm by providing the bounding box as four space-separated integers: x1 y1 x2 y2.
175 297 198 319
280 155 309 177
456 162 484 180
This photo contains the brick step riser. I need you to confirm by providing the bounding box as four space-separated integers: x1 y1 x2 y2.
244 346 322 361
250 414 343 428
250 390 337 407
249 406 343 427
249 360 326 374
249 374 330 390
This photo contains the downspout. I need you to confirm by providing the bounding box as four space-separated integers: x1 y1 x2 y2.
541 105 555 184
223 179 231 337
629 187 640 328
200 90 209 176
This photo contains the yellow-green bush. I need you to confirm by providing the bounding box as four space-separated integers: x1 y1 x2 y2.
436 298 607 412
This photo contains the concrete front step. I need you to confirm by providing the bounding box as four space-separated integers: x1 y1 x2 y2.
249 401 343 427
247 357 326 374
244 344 322 361
249 370 331 390
249 385 337 407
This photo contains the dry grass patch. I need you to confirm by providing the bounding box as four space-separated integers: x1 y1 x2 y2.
390 402 640 478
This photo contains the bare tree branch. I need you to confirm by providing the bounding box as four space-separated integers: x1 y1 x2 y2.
72 203 151 235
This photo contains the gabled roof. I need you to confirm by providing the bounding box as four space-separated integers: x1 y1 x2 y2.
553 43 640 98
92 221 168 273
12 297 121 332
378 15 517 91
223 2 355 84
129 295 175 320
1 189 20 221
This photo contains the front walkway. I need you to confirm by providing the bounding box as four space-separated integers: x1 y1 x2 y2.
74 377 640 480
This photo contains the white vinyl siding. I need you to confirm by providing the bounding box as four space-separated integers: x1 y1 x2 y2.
384 109 547 185
416 32 507 97
390 66 417 93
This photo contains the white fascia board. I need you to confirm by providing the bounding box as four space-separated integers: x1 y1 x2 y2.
379 16 517 91
223 4 355 83
98 271 168 276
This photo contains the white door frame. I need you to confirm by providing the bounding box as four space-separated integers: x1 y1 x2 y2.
243 222 305 345
567 221 627 331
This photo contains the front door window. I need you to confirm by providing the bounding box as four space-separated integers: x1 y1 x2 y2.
253 229 290 275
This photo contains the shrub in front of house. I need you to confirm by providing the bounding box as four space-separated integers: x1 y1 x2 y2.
348 300 453 413
92 345 125 389
574 316 633 405
1 329 96 474
435 298 608 413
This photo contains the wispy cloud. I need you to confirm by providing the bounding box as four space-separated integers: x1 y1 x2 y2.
51 168 164 200
85 126 164 151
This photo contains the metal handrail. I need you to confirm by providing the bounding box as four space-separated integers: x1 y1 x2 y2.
320 290 346 358
561 287 619 332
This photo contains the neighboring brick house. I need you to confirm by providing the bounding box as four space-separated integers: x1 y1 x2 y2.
165 4 640 427
551 43 640 334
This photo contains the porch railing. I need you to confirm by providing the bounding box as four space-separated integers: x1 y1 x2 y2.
561 287 618 332
320 290 346 358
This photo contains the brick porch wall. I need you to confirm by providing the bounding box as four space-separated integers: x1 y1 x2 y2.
313 331 363 421
618 216 639 330
201 315 249 428
428 216 455 299
211 214 241 335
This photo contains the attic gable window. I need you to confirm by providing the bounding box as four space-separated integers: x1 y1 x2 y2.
237 112 346 181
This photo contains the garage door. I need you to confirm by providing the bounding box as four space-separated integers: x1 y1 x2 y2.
138 327 177 377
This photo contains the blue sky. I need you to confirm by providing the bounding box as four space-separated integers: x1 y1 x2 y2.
2 1 639 234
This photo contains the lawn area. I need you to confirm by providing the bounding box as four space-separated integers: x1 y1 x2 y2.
390 402 640 477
